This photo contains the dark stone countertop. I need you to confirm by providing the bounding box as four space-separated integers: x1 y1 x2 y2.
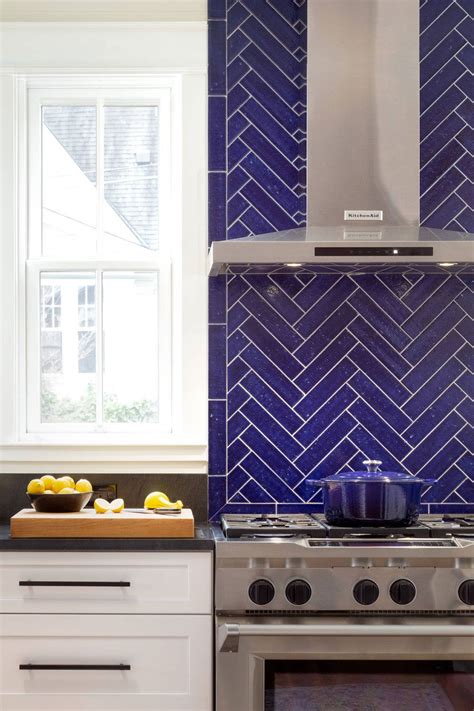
0 523 223 551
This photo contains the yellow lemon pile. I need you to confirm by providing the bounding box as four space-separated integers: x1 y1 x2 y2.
26 476 93 496
144 491 183 510
94 498 124 514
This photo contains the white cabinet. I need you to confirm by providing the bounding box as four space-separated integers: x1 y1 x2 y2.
0 614 212 710
0 551 212 614
0 551 213 711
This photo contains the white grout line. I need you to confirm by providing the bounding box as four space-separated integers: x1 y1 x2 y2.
240 448 306 502
400 278 465 327
400 415 466 468
420 16 467 64
419 93 466 144
420 127 467 192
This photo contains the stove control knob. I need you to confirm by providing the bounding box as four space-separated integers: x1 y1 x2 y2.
390 579 416 605
286 579 312 606
458 580 474 606
249 579 275 606
353 579 379 606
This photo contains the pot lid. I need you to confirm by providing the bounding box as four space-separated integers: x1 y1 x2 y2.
322 460 424 484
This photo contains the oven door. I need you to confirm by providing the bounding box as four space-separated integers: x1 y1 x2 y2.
216 616 474 711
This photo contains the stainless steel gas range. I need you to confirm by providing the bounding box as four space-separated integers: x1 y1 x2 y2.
215 514 474 711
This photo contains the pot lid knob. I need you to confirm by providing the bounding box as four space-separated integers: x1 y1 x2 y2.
363 459 382 473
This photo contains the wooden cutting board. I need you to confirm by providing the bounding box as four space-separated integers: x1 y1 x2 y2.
10 508 194 538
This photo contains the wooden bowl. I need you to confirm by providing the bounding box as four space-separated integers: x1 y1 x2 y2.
28 492 92 513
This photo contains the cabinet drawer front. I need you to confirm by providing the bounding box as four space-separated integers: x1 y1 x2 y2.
0 551 212 614
0 614 212 710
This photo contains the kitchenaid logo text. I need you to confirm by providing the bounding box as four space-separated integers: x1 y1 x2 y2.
344 210 383 221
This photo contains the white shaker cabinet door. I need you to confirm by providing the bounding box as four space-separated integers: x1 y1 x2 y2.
0 551 213 614
0 613 212 710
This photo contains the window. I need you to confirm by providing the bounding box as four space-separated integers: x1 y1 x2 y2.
11 74 206 457
1 28 207 473
26 84 173 434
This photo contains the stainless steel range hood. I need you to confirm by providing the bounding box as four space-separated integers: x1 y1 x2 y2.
208 0 474 275
208 225 474 275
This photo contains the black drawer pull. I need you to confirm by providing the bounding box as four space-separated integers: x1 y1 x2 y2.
20 664 131 671
19 580 131 587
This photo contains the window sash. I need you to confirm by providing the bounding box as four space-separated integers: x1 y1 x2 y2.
27 86 173 262
26 82 175 435
26 260 172 434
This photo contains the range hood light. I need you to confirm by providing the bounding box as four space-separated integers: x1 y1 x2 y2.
285 262 303 267
438 262 458 267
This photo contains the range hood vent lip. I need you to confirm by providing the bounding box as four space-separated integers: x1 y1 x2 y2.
208 225 474 276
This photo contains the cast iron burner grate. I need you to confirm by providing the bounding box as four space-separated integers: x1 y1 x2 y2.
313 516 430 539
221 513 327 539
419 514 474 538
220 513 474 540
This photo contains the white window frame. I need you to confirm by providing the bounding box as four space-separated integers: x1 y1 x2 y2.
27 82 173 435
1 70 208 473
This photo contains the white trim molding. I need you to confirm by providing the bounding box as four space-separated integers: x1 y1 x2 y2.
0 1 207 23
0 443 208 474
0 23 206 72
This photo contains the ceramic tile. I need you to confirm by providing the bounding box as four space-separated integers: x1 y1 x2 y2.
207 1 474 516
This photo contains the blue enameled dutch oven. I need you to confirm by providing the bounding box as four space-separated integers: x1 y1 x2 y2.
319 460 433 527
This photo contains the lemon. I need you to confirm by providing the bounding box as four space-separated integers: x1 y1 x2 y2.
53 477 72 493
62 476 75 488
144 491 170 509
58 487 77 494
27 479 45 495
75 478 93 493
110 498 124 513
94 498 111 514
40 474 56 490
43 490 54 495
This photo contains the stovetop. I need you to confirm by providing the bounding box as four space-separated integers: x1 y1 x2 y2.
221 513 326 538
216 514 474 614
221 513 474 540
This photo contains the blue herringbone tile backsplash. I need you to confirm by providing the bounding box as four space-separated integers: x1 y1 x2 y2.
208 0 474 518
420 0 473 230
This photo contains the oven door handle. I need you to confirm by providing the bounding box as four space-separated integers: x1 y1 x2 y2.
217 622 474 653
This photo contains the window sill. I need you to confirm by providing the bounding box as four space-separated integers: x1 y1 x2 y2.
0 442 208 474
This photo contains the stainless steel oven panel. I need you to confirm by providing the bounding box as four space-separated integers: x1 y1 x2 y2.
215 565 474 612
215 616 474 711
215 537 474 563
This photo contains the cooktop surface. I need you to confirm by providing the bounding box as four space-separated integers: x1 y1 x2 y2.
220 513 474 539
221 513 326 539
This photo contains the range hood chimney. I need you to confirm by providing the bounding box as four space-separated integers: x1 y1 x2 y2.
209 0 473 275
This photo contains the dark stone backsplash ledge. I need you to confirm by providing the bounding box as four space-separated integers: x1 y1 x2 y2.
0 473 208 523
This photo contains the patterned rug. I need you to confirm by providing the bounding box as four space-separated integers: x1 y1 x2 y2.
265 682 455 711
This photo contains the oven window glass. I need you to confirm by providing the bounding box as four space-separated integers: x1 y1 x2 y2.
265 660 474 711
